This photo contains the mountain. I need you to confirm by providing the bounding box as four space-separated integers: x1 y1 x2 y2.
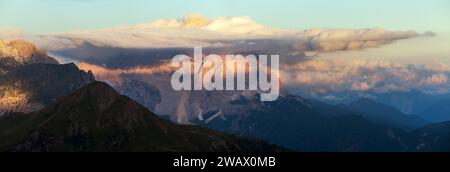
0 40 58 74
0 40 95 115
197 95 412 152
301 89 450 123
419 100 450 122
52 45 448 151
342 98 430 130
103 77 450 152
0 57 21 75
116 79 161 111
0 82 281 152
411 121 450 152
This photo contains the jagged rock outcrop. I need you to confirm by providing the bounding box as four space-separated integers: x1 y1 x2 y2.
0 40 59 65
0 39 59 75
0 63 95 115
0 40 94 115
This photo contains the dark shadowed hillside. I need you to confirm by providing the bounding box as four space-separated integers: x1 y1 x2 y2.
342 98 430 130
411 121 450 152
200 95 413 152
0 40 95 115
0 63 95 114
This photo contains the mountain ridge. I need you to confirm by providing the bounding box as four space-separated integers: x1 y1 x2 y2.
0 81 282 152
342 98 430 130
0 63 95 115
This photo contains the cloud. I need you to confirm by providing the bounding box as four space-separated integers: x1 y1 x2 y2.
76 55 450 101
351 82 372 91
8 14 426 54
137 14 278 36
421 74 448 85
78 62 174 85
206 16 276 36
281 59 450 94
293 28 422 52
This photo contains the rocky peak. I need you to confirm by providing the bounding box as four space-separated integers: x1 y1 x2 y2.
0 63 95 115
0 39 59 65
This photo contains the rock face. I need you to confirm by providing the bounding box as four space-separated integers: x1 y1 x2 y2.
116 79 161 111
0 39 59 75
0 40 59 66
0 63 95 115
0 82 281 152
0 40 94 115
342 98 430 130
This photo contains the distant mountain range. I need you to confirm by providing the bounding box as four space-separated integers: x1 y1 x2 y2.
197 95 412 151
105 67 444 151
1 39 58 75
0 39 280 152
0 40 448 152
197 94 450 152
0 82 281 152
303 90 450 123
341 98 430 131
117 79 161 111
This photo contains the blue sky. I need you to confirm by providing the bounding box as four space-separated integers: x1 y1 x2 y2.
1 0 449 33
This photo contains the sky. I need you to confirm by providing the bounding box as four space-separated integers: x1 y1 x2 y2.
1 0 450 97
1 0 450 34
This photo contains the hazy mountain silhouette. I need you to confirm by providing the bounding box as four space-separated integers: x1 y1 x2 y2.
199 95 413 151
419 100 450 122
342 98 430 130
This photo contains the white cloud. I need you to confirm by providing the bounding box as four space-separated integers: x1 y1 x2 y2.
421 74 448 85
351 82 372 91
281 59 450 94
205 16 276 35
1 14 425 53
28 14 282 50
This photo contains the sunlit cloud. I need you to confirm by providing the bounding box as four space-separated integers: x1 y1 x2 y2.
0 14 428 55
281 59 450 95
78 62 174 85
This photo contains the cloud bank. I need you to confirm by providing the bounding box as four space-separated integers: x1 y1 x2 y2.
78 62 174 85
281 59 450 95
140 14 277 36
1 14 442 98
0 14 429 54
78 56 450 99
294 28 429 52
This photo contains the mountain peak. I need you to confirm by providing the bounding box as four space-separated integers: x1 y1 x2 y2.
56 81 125 113
0 39 58 65
0 62 95 114
72 81 117 96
